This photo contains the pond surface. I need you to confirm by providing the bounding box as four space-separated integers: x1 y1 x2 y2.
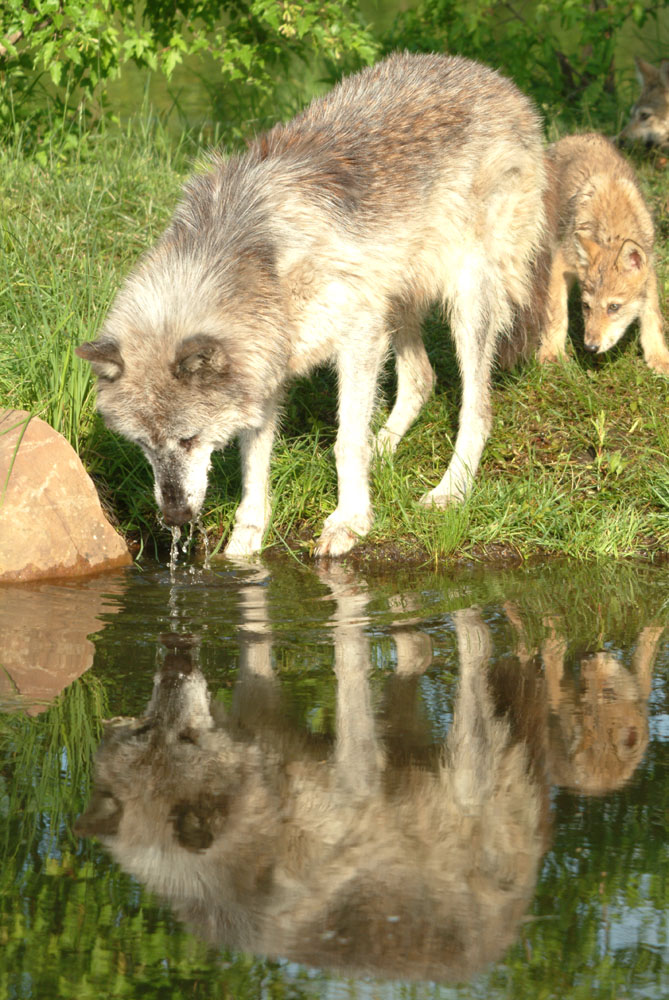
1 555 669 999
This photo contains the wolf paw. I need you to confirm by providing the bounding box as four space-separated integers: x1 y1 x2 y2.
314 524 359 558
314 509 372 558
418 488 461 510
646 353 669 377
537 346 568 365
374 426 401 455
224 523 264 558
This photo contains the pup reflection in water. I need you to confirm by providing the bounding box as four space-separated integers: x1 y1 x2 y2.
76 569 550 982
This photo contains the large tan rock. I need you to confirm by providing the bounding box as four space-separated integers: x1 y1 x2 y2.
0 409 132 582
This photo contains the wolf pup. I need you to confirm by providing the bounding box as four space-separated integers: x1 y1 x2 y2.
537 133 669 375
618 58 669 150
76 51 546 558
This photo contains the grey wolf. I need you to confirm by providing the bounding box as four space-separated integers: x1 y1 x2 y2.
75 568 549 980
76 51 546 558
536 133 669 374
618 58 669 149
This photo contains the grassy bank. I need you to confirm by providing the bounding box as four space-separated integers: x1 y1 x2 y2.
1 116 668 566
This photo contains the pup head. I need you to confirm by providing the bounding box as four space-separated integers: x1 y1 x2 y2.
576 234 648 355
618 58 669 149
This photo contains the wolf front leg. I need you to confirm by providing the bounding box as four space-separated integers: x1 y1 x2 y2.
315 324 388 558
638 269 669 376
225 399 279 558
537 247 571 364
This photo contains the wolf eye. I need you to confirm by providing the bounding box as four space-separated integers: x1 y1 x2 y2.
607 303 621 314
179 435 198 452
178 728 199 745
582 302 591 312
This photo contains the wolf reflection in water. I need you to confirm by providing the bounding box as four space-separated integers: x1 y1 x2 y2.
76 569 553 982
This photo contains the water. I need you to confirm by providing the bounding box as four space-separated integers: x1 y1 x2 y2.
1 554 668 998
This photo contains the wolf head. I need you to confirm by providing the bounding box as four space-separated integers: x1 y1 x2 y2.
77 163 290 525
618 58 669 149
77 325 248 526
575 233 649 354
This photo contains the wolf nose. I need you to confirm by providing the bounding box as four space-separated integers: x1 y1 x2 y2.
162 503 194 526
583 341 599 353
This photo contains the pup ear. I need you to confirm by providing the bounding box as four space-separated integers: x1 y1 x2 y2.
75 340 124 381
616 239 646 273
575 232 601 265
172 334 229 381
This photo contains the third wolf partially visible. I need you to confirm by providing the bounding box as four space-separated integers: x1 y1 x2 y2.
618 57 669 150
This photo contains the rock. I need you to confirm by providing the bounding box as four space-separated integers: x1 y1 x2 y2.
0 409 132 582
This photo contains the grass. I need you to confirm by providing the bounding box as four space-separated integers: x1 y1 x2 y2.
1 112 668 567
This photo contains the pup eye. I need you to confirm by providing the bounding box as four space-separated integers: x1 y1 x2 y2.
638 111 651 122
179 435 198 451
607 303 620 314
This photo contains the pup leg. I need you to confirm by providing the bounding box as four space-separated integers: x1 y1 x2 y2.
420 291 496 507
315 327 388 558
638 269 669 376
225 399 279 557
537 247 570 363
375 307 435 454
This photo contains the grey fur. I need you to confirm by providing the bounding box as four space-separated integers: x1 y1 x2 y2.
77 51 547 557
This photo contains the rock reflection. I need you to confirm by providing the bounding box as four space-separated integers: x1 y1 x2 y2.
76 565 554 982
0 574 126 714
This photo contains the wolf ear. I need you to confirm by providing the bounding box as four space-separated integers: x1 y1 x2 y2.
172 334 229 381
616 239 646 273
575 232 601 265
75 340 124 381
661 60 669 90
634 57 659 86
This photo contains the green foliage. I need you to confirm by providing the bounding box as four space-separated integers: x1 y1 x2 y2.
0 0 378 137
383 0 666 127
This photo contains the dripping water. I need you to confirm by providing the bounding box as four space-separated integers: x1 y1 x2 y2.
167 520 211 579
169 524 182 580
196 518 211 570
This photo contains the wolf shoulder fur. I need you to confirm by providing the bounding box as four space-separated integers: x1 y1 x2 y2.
76 51 546 558
537 132 669 375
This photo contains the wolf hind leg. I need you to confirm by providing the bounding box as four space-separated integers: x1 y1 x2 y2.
225 399 279 558
315 323 389 558
375 306 435 454
420 282 499 508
